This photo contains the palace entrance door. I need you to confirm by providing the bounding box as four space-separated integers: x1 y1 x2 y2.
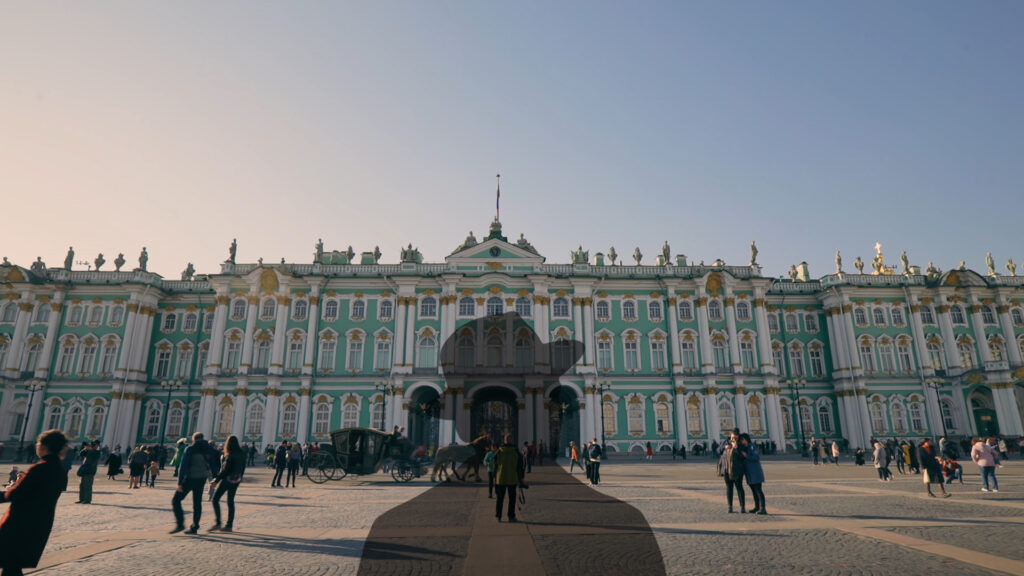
548 386 580 459
408 387 441 456
471 388 519 445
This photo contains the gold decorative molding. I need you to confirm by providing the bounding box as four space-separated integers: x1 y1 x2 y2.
935 305 950 314
266 388 282 397
763 386 781 395
753 298 764 308
674 386 686 395
734 386 747 394
724 297 735 307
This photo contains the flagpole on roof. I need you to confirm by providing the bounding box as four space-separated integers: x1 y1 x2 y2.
496 173 501 221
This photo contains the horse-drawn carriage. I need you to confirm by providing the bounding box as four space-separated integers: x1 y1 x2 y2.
307 427 423 484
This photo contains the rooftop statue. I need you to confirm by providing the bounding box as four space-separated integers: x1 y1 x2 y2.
114 253 125 272
64 246 74 270
1 257 8 266
633 247 643 265
453 231 478 253
788 264 798 280
314 239 324 264
516 233 537 254
228 238 237 263
401 244 422 263
661 241 671 264
608 247 618 266
94 253 105 271
854 256 864 274
986 252 996 276
137 247 148 272
900 250 910 275
345 246 355 263
926 262 940 278
959 261 966 270
373 246 381 264
571 246 589 265
835 250 842 274
31 257 46 274
181 262 195 281
750 241 758 266
1007 259 1016 277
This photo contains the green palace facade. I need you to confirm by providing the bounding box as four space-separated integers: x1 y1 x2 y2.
2 219 1024 456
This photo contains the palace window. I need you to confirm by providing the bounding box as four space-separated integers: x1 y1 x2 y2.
87 406 106 437
287 339 304 371
788 347 805 377
891 403 907 434
740 340 756 372
375 339 392 371
65 405 84 438
596 301 610 321
1011 308 1024 326
144 406 161 438
165 407 182 438
781 405 792 436
342 402 359 429
88 306 103 325
224 340 241 372
254 339 271 372
421 297 438 318
350 300 366 320
313 403 331 436
319 339 336 371
941 399 956 432
988 339 1004 362
678 301 693 321
718 401 734 434
773 346 785 377
216 403 234 438
981 306 996 325
648 301 662 321
183 313 198 332
804 314 819 333
34 304 50 323
486 335 503 367
624 339 639 371
708 300 723 321
853 308 867 326
735 301 750 321
45 405 63 431
155 349 172 379
859 341 876 373
292 300 308 320
651 339 666 371
0 341 8 372
958 342 974 369
110 306 125 325
909 400 925 432
687 397 702 435
162 313 177 332
621 300 637 321
347 340 364 371
818 404 833 434
927 341 944 370
603 402 616 437
79 343 97 375
457 336 474 368
231 299 247 320
324 300 339 320
371 400 384 429
458 297 475 316
890 308 905 326
785 313 798 333
378 300 393 320
627 399 645 435
417 336 437 368
485 297 502 316
0 303 16 323
202 312 213 332
261 298 276 320
553 339 573 372
712 339 728 370
196 347 208 379
246 403 264 437
552 298 570 318
515 336 532 368
69 305 83 325
176 348 193 379
920 306 935 324
515 297 531 317
58 342 76 374
681 339 697 371
897 342 914 372
950 305 966 325
748 399 763 435
281 403 298 438
809 346 824 378
799 405 814 436
872 308 886 326
655 401 671 433
767 313 779 332
597 340 612 371
878 341 896 373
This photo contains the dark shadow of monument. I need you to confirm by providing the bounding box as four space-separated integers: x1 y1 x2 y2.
358 312 667 576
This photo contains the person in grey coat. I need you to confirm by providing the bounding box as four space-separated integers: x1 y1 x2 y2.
739 433 766 515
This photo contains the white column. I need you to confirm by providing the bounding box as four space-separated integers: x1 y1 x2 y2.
572 298 584 372
404 297 416 371
517 396 527 445
733 382 749 433
969 303 994 365
582 299 596 368
269 296 290 375
23 384 46 445
205 292 230 376
524 388 534 443
390 379 404 432
35 293 65 378
763 383 785 451
703 378 720 441
695 290 714 374
667 296 682 373
199 389 217 438
907 301 932 373
752 292 775 375
673 382 687 447
840 304 862 375
855 389 872 448
114 301 140 378
232 383 248 439
936 305 961 369
297 381 311 444
392 296 408 369
824 311 845 371
303 293 320 374
455 388 468 442
3 292 34 376
239 295 259 374
724 294 742 374
262 388 280 443
503 315 515 368
129 307 156 382
533 387 545 442
440 388 454 445
997 303 1024 366
993 385 1024 436
102 383 124 448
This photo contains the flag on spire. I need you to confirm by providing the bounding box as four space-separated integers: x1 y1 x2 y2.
496 173 501 219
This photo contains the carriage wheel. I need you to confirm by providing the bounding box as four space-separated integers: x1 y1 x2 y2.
329 464 348 481
308 453 335 484
391 460 415 483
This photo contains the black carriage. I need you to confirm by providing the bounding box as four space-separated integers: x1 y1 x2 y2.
307 427 423 484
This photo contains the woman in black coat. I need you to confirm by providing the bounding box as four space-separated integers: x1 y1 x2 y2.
0 429 70 576
105 448 123 480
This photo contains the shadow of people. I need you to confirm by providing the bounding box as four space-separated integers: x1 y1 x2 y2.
358 312 667 576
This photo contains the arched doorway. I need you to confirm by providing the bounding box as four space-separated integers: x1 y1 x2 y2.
548 386 580 459
969 387 1000 437
471 387 518 445
408 387 441 456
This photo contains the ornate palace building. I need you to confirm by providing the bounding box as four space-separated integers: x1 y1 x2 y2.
2 218 1023 456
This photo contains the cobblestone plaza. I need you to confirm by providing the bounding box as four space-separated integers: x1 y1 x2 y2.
7 456 1022 575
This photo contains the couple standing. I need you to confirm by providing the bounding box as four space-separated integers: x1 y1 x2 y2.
718 431 767 515
170 432 247 534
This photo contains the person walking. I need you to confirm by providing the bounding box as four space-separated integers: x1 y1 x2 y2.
301 443 311 477
583 441 593 481
718 432 746 513
209 435 246 533
830 440 840 465
907 440 920 474
537 440 544 466
918 438 950 498
271 442 288 487
170 432 220 535
587 439 603 486
247 443 257 467
483 445 497 498
872 442 891 481
75 441 101 504
170 438 187 477
286 442 302 487
147 459 160 488
739 433 766 515
810 438 820 465
645 442 654 461
128 446 147 489
494 434 525 522
105 447 123 481
569 441 581 474
971 437 999 492
0 430 70 576
522 442 533 474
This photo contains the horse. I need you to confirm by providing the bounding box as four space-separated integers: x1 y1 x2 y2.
431 436 491 482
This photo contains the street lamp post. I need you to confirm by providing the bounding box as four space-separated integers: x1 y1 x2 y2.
597 382 611 451
18 380 46 462
159 380 183 451
785 378 807 457
924 378 948 441
375 382 394 431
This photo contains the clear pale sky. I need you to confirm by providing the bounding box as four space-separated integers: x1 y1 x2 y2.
2 2 1022 279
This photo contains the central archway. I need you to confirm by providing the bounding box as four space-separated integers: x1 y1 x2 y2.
969 387 999 437
407 387 441 456
471 387 519 445
548 385 580 459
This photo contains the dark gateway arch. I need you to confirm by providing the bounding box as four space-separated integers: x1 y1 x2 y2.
357 312 667 575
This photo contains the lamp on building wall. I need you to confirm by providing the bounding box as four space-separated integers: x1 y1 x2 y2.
375 382 394 430
785 378 807 457
924 378 948 440
597 381 611 451
159 379 183 451
18 379 46 462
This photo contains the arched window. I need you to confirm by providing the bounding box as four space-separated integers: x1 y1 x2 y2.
712 338 728 369
486 335 503 367
144 406 161 438
1011 308 1024 325
224 337 241 372
245 402 264 438
767 313 779 332
747 398 764 434
313 403 331 436
878 340 895 372
515 336 533 369
231 299 247 320
808 345 824 378
45 405 64 431
872 308 886 326
799 404 814 436
515 297 531 317
57 341 76 374
552 298 570 318
940 399 956 432
109 306 124 325
342 401 359 429
417 336 437 368
817 404 833 434
597 339 612 371
351 300 366 319
552 339 573 372
287 337 305 371
897 340 914 372
596 300 610 320
347 338 364 371
0 303 17 323
254 339 272 372
678 300 693 321
260 298 277 319
927 341 944 370
216 402 234 437
680 337 697 370
623 337 639 371
280 403 298 438
162 313 177 332
485 296 503 316
183 313 198 332
165 407 183 438
100 341 117 375
785 313 798 332
859 339 876 373
981 306 996 325
627 398 645 435
853 308 867 326
457 336 474 368
0 340 7 373
957 341 974 369
780 405 792 436
890 308 904 326
324 300 339 320
908 400 925 432
788 345 805 377
65 405 84 438
654 401 671 433
371 398 384 429
319 338 336 371
735 301 750 321
920 306 935 324
293 300 308 320
87 405 106 437
79 341 97 375
651 338 666 371
988 339 1004 362
154 348 172 379
718 401 734 434
88 306 103 325
375 338 392 370
950 305 965 325
686 397 702 434
708 300 722 321
890 402 908 433
69 305 83 324
420 297 438 318
740 339 756 372
772 345 785 376
603 401 617 437
458 297 475 316
378 300 393 320
34 304 50 323
648 301 662 321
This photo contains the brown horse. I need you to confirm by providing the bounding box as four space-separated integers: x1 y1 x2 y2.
431 436 491 482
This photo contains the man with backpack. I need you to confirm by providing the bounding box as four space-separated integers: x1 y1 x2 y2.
170 432 221 534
